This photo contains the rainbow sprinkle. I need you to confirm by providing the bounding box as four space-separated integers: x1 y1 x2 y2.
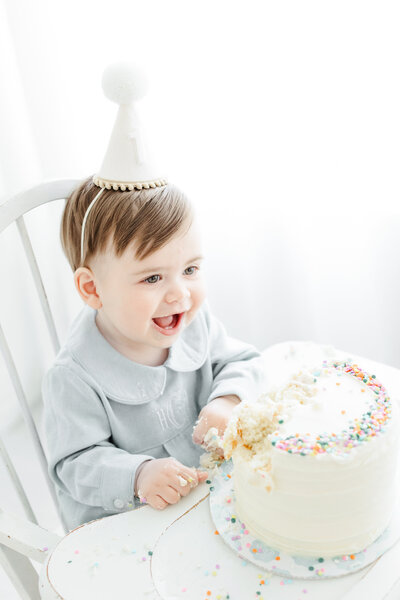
272 361 392 456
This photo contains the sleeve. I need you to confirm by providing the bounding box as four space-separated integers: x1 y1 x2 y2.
203 303 268 405
42 365 154 512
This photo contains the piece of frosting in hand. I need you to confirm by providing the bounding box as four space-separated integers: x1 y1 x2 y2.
199 427 225 472
202 427 224 452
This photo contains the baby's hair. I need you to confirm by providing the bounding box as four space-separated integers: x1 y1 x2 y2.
61 177 193 271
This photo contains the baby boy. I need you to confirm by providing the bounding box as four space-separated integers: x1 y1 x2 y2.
43 178 266 529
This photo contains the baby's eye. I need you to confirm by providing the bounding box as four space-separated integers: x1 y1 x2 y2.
144 274 161 284
184 265 199 276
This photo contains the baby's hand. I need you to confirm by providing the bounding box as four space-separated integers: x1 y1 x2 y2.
192 395 240 448
134 457 208 510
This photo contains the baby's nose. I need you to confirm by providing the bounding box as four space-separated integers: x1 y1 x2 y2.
165 282 190 304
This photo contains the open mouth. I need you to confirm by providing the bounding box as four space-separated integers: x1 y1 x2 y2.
152 312 185 335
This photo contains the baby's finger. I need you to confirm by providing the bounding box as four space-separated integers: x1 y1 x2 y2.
162 486 182 505
196 470 209 482
179 467 201 486
192 415 209 444
149 495 168 510
192 425 204 445
175 475 193 497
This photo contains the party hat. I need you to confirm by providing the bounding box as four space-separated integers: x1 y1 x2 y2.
93 62 167 191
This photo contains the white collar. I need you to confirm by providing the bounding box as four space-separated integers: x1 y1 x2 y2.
66 305 208 404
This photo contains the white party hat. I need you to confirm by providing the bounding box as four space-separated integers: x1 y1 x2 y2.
93 62 167 191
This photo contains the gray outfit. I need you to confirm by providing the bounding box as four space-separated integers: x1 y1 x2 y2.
42 302 266 529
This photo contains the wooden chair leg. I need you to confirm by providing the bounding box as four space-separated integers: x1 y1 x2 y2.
0 543 40 600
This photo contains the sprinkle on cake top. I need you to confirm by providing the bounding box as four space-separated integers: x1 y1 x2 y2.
273 361 392 456
223 360 393 471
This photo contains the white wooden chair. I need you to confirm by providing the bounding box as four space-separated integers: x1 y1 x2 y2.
0 179 79 599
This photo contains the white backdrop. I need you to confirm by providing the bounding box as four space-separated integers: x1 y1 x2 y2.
1 0 400 426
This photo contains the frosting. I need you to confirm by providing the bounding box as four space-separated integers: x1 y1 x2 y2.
199 427 224 472
273 362 392 456
224 360 400 557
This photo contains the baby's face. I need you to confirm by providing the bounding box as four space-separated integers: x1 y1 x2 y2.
90 219 206 365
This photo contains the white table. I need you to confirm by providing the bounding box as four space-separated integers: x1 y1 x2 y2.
39 342 400 600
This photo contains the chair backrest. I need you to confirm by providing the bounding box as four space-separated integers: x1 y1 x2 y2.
0 179 81 533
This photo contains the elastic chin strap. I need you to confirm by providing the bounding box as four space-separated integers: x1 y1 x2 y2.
80 187 105 264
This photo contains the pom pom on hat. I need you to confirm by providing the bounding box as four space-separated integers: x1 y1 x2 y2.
101 62 148 105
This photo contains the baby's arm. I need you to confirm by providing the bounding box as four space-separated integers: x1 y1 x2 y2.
43 366 207 520
193 302 267 447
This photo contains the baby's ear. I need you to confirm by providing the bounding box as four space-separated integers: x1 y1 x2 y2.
74 267 102 309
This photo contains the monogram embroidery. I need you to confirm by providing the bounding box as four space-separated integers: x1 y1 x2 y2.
151 388 192 432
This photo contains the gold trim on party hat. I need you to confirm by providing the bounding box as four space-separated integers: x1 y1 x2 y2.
92 176 168 191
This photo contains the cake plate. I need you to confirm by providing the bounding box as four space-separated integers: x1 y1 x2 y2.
209 460 400 580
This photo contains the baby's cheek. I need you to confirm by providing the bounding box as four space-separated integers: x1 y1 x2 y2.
184 309 196 328
186 297 205 325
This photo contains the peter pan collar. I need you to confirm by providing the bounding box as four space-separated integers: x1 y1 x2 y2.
66 304 208 404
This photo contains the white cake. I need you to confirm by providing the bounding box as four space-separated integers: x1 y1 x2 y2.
223 360 400 557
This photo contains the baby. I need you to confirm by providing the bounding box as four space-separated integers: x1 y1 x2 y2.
42 177 266 530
